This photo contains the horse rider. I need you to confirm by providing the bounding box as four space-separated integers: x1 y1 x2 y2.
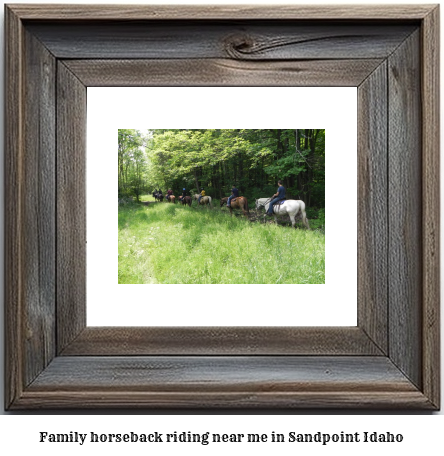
180 188 187 202
227 185 239 207
166 188 173 201
267 180 286 216
198 187 205 204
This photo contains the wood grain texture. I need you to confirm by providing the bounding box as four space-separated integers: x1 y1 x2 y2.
388 30 422 389
63 58 384 87
15 390 434 410
56 62 87 353
421 6 440 409
22 29 57 387
5 4 24 410
27 22 416 60
357 62 388 354
5 8 58 409
61 327 382 356
28 356 419 390
13 356 432 409
7 4 435 20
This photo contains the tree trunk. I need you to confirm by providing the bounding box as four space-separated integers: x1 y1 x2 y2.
193 169 200 193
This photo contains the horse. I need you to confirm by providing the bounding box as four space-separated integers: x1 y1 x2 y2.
153 192 164 202
255 198 310 229
168 195 176 204
220 196 250 217
180 195 192 207
194 194 213 208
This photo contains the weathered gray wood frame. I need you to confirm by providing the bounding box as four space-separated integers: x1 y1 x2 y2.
5 5 440 409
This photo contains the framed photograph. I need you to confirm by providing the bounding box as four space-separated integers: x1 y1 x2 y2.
90 88 355 327
5 4 440 409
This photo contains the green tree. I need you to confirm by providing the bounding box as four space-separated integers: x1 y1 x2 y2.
118 129 147 201
129 129 325 208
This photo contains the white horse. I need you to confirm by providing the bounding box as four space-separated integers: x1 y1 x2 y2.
193 194 213 208
255 198 310 229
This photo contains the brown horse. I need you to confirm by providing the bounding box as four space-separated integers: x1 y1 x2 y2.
180 196 192 207
168 195 176 204
220 196 250 217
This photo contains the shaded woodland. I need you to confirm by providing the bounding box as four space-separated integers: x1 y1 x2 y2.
118 129 325 208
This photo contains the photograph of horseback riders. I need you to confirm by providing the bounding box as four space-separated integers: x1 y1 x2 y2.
118 129 325 284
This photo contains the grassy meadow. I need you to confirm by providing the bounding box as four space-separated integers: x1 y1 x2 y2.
118 197 325 284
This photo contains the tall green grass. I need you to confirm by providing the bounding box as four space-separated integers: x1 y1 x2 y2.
119 201 325 284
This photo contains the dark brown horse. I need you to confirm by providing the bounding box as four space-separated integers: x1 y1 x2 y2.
180 196 192 207
220 196 250 217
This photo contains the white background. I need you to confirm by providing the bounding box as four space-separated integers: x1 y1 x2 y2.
87 87 357 326
0 0 442 449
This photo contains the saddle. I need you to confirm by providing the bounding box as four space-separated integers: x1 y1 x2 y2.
273 199 286 206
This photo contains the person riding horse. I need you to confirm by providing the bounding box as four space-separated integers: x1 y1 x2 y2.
220 195 249 216
227 185 239 207
267 180 286 216
180 188 187 202
166 188 173 201
198 188 205 205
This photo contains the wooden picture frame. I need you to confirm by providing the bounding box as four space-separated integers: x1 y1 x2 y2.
5 4 440 409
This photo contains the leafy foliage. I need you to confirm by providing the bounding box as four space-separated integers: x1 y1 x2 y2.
118 129 147 201
118 129 325 208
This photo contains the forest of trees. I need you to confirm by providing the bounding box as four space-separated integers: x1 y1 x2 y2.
118 129 325 208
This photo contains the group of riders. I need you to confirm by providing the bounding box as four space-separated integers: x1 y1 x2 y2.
152 180 286 215
152 187 194 204
152 188 192 203
152 188 176 202
151 181 308 229
224 180 286 216
153 187 208 204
